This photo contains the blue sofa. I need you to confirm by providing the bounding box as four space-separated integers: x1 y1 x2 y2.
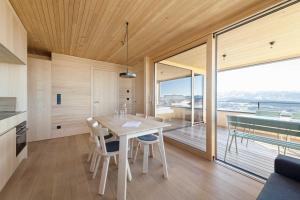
257 155 300 200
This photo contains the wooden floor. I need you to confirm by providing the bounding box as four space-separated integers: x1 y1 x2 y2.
0 134 263 200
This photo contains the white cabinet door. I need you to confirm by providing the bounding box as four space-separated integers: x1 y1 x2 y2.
93 70 119 117
0 128 16 191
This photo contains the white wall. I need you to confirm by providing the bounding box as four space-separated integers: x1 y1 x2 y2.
0 63 27 111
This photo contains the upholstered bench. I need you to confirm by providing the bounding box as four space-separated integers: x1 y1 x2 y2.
257 155 300 200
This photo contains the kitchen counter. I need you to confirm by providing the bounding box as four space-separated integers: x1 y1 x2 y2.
0 112 27 136
0 111 25 121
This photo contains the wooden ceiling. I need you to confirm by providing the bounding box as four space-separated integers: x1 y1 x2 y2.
156 63 191 82
218 2 300 70
10 0 280 65
162 44 206 73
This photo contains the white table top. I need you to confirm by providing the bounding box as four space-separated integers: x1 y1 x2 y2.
95 114 170 136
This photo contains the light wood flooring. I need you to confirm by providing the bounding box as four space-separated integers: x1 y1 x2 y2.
0 134 263 200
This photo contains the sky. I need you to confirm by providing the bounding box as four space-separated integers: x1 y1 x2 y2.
159 57 300 97
160 75 203 96
218 58 300 93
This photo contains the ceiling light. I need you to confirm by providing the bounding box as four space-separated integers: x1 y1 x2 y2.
120 22 136 78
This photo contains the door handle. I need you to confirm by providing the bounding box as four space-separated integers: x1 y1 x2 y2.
94 101 99 104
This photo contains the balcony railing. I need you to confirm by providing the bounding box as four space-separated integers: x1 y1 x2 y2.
217 100 300 114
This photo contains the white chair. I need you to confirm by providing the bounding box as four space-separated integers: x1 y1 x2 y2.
86 117 114 172
133 134 163 174
127 113 146 159
133 115 164 174
91 122 132 195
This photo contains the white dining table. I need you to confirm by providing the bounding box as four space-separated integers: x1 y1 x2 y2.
95 114 170 200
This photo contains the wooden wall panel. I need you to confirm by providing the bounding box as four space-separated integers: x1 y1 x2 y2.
51 57 91 138
26 53 137 139
27 57 51 142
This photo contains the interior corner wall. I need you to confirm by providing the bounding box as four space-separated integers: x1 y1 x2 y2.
144 57 155 116
134 61 145 114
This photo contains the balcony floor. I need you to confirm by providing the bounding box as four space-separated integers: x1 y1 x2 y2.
164 121 300 178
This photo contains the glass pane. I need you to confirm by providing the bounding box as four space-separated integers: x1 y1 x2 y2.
216 3 300 179
155 44 207 152
156 63 192 130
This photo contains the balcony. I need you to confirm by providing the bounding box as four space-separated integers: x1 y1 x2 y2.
158 101 300 178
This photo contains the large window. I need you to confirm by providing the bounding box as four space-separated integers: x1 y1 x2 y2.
159 76 192 108
218 58 300 114
155 43 207 152
215 2 300 179
156 63 192 130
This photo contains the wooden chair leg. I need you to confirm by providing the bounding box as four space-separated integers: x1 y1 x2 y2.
114 155 118 166
142 144 149 174
157 143 163 166
127 160 132 182
87 146 93 162
99 157 110 195
149 144 154 158
93 155 101 179
133 142 140 164
90 150 97 172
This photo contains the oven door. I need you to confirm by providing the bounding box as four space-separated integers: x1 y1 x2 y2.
16 122 27 156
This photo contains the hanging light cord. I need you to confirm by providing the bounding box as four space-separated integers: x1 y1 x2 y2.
126 22 129 72
121 22 129 73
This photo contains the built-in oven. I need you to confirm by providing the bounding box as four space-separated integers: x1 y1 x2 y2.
16 121 27 156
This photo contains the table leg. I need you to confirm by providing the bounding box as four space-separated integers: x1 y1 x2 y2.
143 144 149 174
158 128 168 178
117 135 128 200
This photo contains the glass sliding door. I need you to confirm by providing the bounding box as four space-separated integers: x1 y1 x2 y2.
156 63 192 131
215 2 300 178
155 44 207 151
194 73 204 124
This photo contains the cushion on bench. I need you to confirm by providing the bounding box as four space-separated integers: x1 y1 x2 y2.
257 173 300 200
275 154 300 182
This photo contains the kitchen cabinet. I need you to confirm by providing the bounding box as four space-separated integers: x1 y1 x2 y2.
0 128 16 191
0 0 27 64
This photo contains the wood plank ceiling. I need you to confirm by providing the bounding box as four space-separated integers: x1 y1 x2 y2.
162 44 207 73
218 2 300 70
10 0 280 66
